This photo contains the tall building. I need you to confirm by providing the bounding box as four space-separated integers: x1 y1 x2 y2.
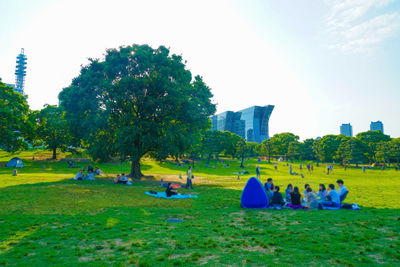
14 48 27 94
370 121 384 134
211 105 274 143
340 123 353 137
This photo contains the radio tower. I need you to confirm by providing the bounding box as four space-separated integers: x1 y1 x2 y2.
14 48 27 94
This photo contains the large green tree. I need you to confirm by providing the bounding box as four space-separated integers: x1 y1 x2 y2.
335 137 367 167
356 131 391 163
59 45 215 178
221 131 243 159
300 138 316 161
200 131 225 163
313 135 343 163
264 132 299 160
389 138 400 167
0 79 30 152
37 105 71 159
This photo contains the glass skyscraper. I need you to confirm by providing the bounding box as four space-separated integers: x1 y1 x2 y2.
340 123 353 137
211 105 274 143
370 121 384 134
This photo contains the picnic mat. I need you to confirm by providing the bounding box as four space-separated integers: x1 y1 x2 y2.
145 192 198 199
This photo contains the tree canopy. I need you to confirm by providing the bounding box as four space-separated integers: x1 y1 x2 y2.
0 79 30 152
36 105 71 159
59 44 215 178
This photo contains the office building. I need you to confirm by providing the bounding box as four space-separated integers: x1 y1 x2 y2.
340 123 353 137
211 105 274 143
14 48 27 94
370 121 384 134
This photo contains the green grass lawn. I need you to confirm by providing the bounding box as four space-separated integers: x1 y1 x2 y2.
0 150 399 266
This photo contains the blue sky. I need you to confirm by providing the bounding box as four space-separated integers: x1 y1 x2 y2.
1 0 399 139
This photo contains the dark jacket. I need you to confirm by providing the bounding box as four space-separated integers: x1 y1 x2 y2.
271 191 285 206
264 182 274 192
290 192 301 205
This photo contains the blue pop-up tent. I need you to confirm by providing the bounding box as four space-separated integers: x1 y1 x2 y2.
241 177 269 209
5 157 24 168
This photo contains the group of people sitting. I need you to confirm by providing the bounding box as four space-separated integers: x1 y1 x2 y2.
264 178 348 210
113 173 132 185
74 165 103 180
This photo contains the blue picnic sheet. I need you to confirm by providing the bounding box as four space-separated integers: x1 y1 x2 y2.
145 192 198 199
323 203 360 210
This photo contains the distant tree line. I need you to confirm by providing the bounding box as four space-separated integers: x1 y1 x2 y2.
259 132 400 167
1 45 399 178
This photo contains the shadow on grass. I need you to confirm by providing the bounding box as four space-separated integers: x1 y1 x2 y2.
0 178 399 266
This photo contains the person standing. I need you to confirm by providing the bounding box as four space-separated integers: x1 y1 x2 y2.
186 166 194 189
256 165 261 179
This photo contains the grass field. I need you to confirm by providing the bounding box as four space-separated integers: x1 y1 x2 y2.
0 150 399 266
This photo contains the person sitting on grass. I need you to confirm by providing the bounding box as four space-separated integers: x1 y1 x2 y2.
94 167 103 175
319 184 341 209
88 165 94 172
264 178 274 201
166 182 178 197
87 170 95 180
336 179 348 202
317 184 327 201
287 186 305 209
118 173 128 184
270 186 285 209
303 184 310 203
74 169 83 180
306 187 319 209
113 174 121 183
285 184 293 203
114 173 128 184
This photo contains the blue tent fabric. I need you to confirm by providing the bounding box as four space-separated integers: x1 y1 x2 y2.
5 157 24 168
145 192 198 199
241 177 269 209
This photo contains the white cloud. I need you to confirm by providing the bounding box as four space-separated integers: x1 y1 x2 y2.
325 0 400 52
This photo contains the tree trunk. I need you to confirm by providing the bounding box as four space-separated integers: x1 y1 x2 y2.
130 159 143 179
52 147 57 160
240 153 245 169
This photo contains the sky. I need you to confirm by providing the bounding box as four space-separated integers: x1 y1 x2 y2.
1 0 400 139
